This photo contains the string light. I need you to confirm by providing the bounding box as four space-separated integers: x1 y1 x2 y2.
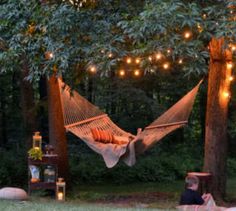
134 69 140 76
184 31 192 39
178 59 183 64
197 24 203 33
119 69 125 77
126 57 132 64
227 62 233 69
108 53 113 58
45 51 54 60
223 91 230 98
163 62 170 70
229 44 236 52
148 56 153 61
202 14 207 19
167 49 171 54
229 76 234 81
135 58 141 64
155 53 162 60
89 65 96 73
101 49 105 54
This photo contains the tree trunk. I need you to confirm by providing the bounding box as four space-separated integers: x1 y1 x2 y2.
0 85 7 148
20 62 37 149
204 38 232 199
47 75 69 182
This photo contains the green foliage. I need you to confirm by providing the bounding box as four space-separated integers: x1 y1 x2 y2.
0 149 27 187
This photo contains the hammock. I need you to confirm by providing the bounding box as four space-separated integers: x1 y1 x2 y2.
58 79 202 168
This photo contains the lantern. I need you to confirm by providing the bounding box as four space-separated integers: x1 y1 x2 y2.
56 178 66 201
33 132 42 150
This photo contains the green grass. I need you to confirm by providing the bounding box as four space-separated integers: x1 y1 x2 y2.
1 178 236 211
0 199 175 211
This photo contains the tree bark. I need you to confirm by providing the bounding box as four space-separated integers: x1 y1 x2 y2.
47 75 69 182
204 38 232 199
20 62 37 149
0 85 7 148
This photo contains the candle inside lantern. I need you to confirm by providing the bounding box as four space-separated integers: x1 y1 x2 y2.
58 192 63 201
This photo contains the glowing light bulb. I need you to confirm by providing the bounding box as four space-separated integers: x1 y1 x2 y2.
229 76 234 81
108 53 113 58
89 66 96 73
230 10 233 14
202 14 207 19
163 62 170 70
101 49 105 54
232 46 236 51
227 62 233 69
135 58 141 64
126 57 132 64
155 53 162 60
184 31 192 39
197 24 203 33
223 92 230 98
134 69 140 76
119 69 125 77
178 59 183 64
167 49 171 54
148 56 152 61
45 51 54 60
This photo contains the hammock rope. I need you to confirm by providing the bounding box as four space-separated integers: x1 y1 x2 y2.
58 79 202 168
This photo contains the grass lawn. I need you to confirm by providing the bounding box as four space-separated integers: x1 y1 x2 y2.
1 178 236 210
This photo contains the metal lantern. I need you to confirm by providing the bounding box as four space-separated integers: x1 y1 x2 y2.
33 131 42 150
56 178 66 201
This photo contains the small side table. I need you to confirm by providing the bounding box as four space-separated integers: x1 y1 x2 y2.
187 172 212 194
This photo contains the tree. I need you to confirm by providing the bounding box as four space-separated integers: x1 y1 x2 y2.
117 0 236 199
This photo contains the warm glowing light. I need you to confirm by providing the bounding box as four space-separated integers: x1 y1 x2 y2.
89 66 96 73
148 56 152 61
134 69 140 76
135 58 141 64
229 76 234 81
232 46 236 51
167 49 171 54
197 24 203 33
45 51 54 60
58 192 63 201
229 44 236 52
178 59 183 64
223 92 230 98
108 53 113 58
163 62 170 70
101 49 105 54
230 10 234 14
227 62 233 69
202 14 207 19
184 31 192 39
155 53 162 60
126 57 132 64
119 69 125 76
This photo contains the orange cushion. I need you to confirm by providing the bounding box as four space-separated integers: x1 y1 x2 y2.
91 128 100 140
91 128 114 144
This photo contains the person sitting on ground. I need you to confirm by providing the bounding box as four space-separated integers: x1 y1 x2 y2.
179 175 212 206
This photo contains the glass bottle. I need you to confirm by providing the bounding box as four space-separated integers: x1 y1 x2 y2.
44 165 56 183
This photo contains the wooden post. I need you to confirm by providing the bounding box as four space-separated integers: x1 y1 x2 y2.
204 38 232 199
47 75 69 182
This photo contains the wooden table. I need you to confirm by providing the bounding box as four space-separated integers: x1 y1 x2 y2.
187 172 212 194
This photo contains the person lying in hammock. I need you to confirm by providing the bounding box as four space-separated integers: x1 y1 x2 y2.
179 175 212 206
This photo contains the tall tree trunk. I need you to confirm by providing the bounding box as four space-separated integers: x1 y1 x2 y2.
47 75 69 182
204 38 232 200
0 85 7 148
20 62 37 149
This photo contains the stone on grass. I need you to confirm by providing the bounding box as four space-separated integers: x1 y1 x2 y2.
0 187 28 200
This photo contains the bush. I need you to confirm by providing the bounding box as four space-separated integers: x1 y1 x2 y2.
0 148 27 187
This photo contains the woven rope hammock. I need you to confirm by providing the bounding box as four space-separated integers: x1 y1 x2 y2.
58 79 202 168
